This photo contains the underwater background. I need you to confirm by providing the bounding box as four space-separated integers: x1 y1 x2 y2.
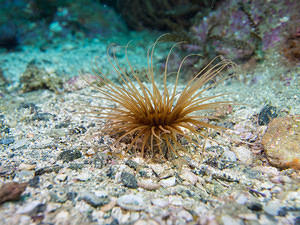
0 0 299 224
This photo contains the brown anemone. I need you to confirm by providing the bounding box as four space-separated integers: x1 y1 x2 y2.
85 35 235 160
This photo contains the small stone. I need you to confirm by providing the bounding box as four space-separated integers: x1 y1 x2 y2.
235 193 249 205
232 146 253 165
55 173 68 182
264 200 281 216
138 178 160 190
101 197 116 212
178 210 193 222
0 137 14 145
134 219 160 225
79 192 110 208
117 194 145 211
258 105 278 125
160 176 176 188
54 211 70 225
18 163 36 171
75 172 90 181
247 202 263 211
222 149 237 162
16 201 45 215
238 213 257 220
14 170 35 182
111 207 130 224
253 166 279 177
28 176 40 188
50 190 68 203
168 196 183 206
151 198 168 208
125 160 139 170
0 182 27 204
262 116 300 169
121 171 138 189
35 165 62 176
57 149 82 163
180 169 198 185
220 215 242 225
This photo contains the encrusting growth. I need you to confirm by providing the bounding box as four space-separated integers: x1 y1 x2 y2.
85 35 236 160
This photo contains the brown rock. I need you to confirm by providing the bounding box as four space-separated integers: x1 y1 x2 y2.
0 182 28 204
262 116 300 169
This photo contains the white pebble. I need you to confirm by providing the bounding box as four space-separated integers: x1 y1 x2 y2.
117 194 145 211
160 176 176 188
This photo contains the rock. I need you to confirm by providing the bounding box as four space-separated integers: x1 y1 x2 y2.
54 211 70 225
180 169 198 185
28 176 40 188
0 137 14 145
20 60 63 93
117 194 145 211
0 182 27 204
264 200 281 216
134 219 160 225
232 146 253 165
220 215 242 225
138 178 160 190
79 192 110 208
258 105 278 125
50 190 68 203
247 202 263 211
18 163 36 171
178 210 193 222
262 116 300 169
222 149 237 162
121 171 138 189
57 149 82 163
16 201 45 215
125 159 139 170
35 165 62 176
55 173 68 182
151 198 168 208
160 176 176 188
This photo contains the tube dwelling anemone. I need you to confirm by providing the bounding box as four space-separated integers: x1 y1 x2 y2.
85 35 236 160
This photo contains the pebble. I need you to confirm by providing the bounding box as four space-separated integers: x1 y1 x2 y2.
117 194 145 211
50 190 68 203
151 198 168 208
125 160 139 170
121 171 138 189
138 178 160 190
16 201 43 215
54 211 70 225
221 215 242 225
178 209 193 222
264 200 281 216
168 196 183 206
180 169 198 185
238 213 257 220
160 176 176 188
55 173 68 182
222 149 237 162
232 146 253 165
253 166 279 177
79 192 110 208
75 172 91 181
134 219 160 225
18 163 36 171
262 116 300 169
13 170 35 182
0 137 14 145
111 207 130 224
57 149 82 163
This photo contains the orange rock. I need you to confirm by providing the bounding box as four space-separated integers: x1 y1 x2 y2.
262 116 300 169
